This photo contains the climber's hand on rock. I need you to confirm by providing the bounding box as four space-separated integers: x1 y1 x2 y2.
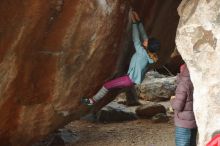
132 11 140 22
130 10 136 23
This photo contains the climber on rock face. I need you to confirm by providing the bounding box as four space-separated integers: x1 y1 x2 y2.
81 10 159 109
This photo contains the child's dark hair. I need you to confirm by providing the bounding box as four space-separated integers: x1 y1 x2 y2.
148 37 160 53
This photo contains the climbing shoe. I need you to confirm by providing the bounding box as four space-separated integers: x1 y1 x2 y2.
81 97 94 109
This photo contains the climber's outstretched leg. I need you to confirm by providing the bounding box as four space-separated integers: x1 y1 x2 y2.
81 75 133 108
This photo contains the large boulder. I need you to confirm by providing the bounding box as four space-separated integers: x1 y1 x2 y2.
0 1 131 145
176 0 220 145
138 71 177 101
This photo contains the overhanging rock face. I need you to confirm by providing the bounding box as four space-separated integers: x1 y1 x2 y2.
176 0 220 145
0 1 130 145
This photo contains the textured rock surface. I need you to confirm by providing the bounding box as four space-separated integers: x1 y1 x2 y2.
138 71 176 101
176 0 220 145
0 1 130 145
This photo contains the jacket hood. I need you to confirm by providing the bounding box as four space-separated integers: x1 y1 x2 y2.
180 64 190 77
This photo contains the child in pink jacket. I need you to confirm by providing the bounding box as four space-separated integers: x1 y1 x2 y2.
171 64 197 146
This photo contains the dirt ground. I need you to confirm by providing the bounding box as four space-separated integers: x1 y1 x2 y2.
65 118 175 146
34 101 176 146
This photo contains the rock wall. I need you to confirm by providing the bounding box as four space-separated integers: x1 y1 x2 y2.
0 0 131 145
176 0 220 145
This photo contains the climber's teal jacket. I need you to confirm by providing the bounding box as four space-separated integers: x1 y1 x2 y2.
127 23 154 84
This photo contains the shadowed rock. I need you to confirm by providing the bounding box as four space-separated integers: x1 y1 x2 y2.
136 102 166 118
97 101 138 123
0 1 131 145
